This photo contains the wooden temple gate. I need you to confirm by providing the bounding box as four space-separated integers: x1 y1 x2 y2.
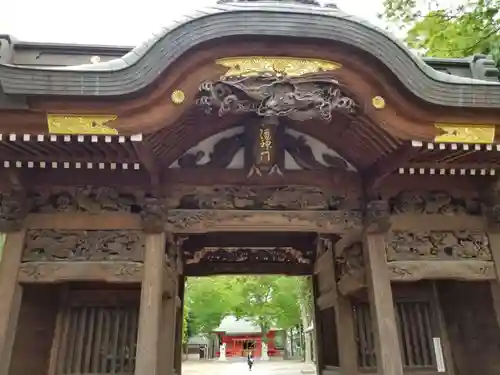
1 1 500 375
1 183 500 375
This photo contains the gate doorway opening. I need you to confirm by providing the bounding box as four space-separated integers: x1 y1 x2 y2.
181 230 319 366
183 274 313 362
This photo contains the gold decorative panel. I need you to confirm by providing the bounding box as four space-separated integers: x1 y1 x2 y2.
216 57 341 77
434 123 496 144
47 114 118 135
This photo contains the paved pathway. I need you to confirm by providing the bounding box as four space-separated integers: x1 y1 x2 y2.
182 359 316 375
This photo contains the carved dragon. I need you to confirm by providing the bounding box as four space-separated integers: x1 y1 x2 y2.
196 73 356 121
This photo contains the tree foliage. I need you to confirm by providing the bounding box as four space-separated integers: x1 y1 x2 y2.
380 0 500 64
184 275 311 338
232 276 304 338
182 304 190 344
184 276 243 334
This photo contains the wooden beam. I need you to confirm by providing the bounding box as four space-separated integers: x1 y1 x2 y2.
0 231 25 375
363 233 403 375
184 262 312 276
167 209 362 234
135 233 165 375
390 213 485 231
133 141 160 190
164 169 361 191
17 261 144 283
388 260 495 282
17 166 363 194
21 168 151 188
25 213 142 230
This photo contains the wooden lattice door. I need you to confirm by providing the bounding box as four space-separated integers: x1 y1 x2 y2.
49 289 140 375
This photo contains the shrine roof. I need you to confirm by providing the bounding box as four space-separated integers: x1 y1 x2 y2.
213 315 280 334
0 0 499 108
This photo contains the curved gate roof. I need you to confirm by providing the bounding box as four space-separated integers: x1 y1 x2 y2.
0 0 499 108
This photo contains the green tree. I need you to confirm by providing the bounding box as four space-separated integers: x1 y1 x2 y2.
232 276 278 341
270 276 303 330
184 276 242 335
232 276 306 341
182 304 190 345
380 0 500 64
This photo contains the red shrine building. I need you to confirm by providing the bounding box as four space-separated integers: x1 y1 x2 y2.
214 316 283 358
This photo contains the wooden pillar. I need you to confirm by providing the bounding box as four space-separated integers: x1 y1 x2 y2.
135 233 166 375
174 276 185 374
311 275 324 374
483 182 500 327
158 279 178 375
484 184 500 327
0 230 25 375
336 295 358 375
316 235 358 374
364 232 403 375
487 232 500 327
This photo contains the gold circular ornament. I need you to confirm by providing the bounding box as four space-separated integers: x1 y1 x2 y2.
372 96 386 109
171 90 185 104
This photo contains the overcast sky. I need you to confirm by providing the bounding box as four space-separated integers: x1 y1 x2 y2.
1 0 387 46
2 0 466 46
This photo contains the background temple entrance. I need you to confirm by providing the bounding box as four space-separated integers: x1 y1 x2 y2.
183 274 310 363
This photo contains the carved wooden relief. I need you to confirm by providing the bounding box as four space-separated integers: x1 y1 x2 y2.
166 186 358 210
185 247 312 265
386 231 492 261
28 186 142 214
196 73 356 120
335 241 366 295
336 241 364 281
22 229 145 262
483 179 500 228
389 190 481 215
166 209 362 233
0 189 27 231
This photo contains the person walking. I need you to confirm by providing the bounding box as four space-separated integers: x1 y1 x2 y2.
247 351 254 371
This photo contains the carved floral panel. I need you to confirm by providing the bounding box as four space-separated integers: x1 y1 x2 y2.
22 230 145 262
28 186 142 214
0 190 27 232
389 190 481 215
184 247 312 265
386 231 491 261
166 186 358 211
